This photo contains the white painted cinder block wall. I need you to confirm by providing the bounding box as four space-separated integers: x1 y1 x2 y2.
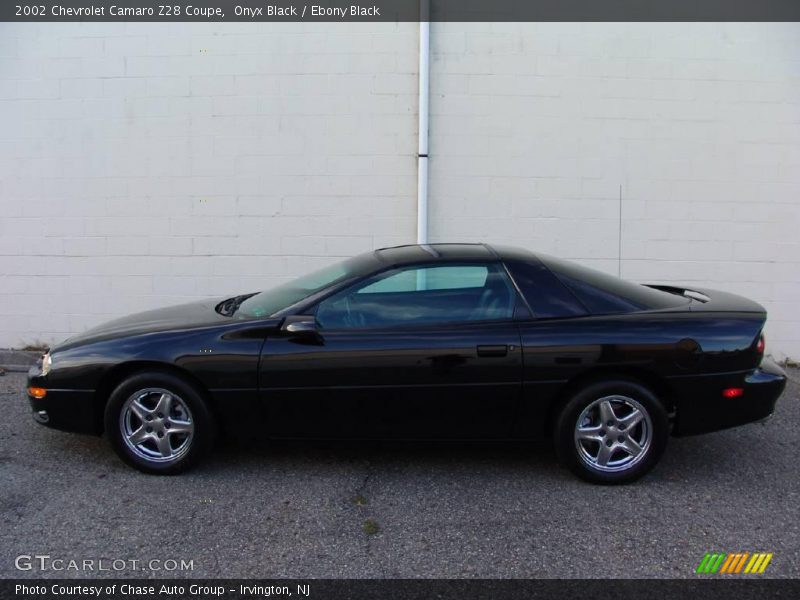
1 23 799 358
429 23 800 360
0 22 419 345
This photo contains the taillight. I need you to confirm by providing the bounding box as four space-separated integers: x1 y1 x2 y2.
722 387 744 399
756 333 765 354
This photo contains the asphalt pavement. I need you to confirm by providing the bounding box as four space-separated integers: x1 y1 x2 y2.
1 369 798 579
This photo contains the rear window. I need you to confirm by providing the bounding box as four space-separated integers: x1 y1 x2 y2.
537 254 690 315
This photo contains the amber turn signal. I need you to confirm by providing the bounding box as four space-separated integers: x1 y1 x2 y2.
28 387 47 399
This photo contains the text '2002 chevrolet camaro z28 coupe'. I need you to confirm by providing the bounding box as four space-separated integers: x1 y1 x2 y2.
27 244 786 483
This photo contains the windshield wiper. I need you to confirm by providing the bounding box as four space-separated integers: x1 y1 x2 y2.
215 293 258 316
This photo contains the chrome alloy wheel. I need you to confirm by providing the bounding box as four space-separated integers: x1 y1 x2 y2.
119 388 194 463
574 395 652 473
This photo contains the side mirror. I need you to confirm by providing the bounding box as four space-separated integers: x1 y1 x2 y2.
285 320 318 335
282 318 323 344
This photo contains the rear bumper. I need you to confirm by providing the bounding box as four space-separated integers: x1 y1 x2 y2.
671 358 787 436
27 366 100 434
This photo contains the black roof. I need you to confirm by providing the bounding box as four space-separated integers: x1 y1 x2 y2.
374 243 535 265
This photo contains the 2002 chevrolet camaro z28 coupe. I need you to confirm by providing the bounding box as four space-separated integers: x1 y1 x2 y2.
28 244 786 483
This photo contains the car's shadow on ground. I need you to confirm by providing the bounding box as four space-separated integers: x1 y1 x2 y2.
213 436 559 471
201 430 753 486
32 418 775 487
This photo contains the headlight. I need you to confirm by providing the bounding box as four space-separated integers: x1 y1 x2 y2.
41 352 52 376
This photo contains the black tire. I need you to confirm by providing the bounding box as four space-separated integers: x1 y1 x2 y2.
104 371 216 475
554 379 668 484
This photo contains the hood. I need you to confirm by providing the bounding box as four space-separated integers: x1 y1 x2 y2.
53 298 230 351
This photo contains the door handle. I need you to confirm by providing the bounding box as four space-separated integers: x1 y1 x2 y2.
477 344 508 357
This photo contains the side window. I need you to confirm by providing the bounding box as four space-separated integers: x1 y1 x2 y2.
316 264 516 329
556 273 644 314
358 265 489 294
505 260 588 319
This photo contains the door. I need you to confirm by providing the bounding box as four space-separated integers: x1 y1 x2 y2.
259 262 524 439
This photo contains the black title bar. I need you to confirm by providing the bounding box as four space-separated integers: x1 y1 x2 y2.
3 0 800 22
3 579 800 600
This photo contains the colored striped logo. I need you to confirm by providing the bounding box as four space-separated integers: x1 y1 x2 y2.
696 552 773 574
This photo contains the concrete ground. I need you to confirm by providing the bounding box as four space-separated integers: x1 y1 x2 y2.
0 369 798 579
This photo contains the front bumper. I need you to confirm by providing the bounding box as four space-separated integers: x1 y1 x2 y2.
671 358 787 436
27 366 100 434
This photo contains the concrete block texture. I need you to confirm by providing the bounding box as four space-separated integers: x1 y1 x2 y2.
0 22 418 349
429 23 800 359
0 22 798 359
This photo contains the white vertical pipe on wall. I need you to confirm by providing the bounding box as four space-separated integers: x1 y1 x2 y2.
416 1 430 245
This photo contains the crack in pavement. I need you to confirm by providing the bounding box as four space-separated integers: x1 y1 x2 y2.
352 460 388 577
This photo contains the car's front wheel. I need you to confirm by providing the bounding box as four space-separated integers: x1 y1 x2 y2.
554 380 668 484
104 372 215 474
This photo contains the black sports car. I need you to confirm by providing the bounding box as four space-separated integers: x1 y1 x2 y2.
27 244 786 483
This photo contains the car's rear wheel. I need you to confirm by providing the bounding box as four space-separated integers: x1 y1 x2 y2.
104 372 215 474
554 379 668 484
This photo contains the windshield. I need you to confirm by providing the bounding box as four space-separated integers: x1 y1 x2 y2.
233 254 379 318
